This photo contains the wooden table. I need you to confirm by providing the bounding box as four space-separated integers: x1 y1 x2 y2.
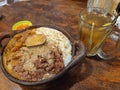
0 0 120 90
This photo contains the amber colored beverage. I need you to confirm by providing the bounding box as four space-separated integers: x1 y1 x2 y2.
79 8 112 56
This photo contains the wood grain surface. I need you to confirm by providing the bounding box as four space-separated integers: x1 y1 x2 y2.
0 0 120 90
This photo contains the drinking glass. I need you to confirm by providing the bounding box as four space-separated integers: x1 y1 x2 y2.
78 7 120 59
0 0 7 22
0 0 7 6
87 0 113 14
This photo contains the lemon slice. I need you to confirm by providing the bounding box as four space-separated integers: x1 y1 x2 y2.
25 34 46 47
12 20 32 31
102 23 112 27
99 23 112 30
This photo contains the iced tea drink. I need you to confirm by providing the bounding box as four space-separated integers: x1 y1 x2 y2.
79 8 112 56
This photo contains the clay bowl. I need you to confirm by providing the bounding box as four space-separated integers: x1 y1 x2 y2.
0 25 86 89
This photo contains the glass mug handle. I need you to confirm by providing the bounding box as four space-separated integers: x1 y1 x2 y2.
97 31 120 60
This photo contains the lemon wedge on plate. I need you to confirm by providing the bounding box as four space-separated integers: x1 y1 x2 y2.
12 20 32 31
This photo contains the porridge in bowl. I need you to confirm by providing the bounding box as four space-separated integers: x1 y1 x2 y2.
3 27 72 81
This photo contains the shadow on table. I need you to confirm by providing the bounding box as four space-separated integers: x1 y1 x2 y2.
47 58 93 90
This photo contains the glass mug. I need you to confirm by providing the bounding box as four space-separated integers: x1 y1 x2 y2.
87 0 113 15
78 7 120 59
